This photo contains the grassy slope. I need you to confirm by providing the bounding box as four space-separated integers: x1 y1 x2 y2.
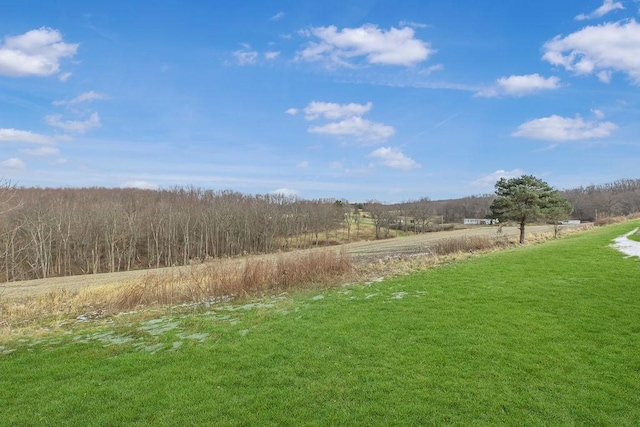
2 222 639 426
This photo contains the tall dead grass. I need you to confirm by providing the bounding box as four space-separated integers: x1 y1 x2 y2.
111 248 351 310
429 235 510 256
0 249 351 330
595 213 640 226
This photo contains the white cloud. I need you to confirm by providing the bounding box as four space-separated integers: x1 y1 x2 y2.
0 158 26 170
271 188 298 197
232 48 258 65
370 147 420 170
512 114 617 141
300 101 394 143
597 70 613 83
419 63 444 75
472 169 524 188
271 11 285 21
297 24 434 67
0 128 55 144
304 101 373 120
52 91 108 106
20 146 60 157
0 27 78 77
265 51 280 60
296 160 309 168
591 108 605 119
477 74 561 97
309 116 395 143
45 112 101 133
543 20 640 84
58 72 72 82
285 108 299 116
398 20 428 29
120 181 159 190
575 0 624 20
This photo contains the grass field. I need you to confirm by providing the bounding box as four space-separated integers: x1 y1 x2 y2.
1 221 639 425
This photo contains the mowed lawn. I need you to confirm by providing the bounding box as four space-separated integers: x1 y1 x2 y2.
2 222 639 426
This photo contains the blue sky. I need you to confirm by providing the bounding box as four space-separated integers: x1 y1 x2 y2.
1 0 639 201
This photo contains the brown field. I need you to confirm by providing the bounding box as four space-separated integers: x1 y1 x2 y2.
0 224 584 300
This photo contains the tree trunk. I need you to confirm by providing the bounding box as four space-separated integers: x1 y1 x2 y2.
519 219 526 244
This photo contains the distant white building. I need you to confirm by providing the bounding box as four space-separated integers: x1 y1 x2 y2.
463 218 494 225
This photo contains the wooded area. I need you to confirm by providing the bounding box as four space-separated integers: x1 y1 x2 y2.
0 178 638 282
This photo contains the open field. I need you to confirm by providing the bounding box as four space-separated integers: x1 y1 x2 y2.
0 224 584 300
2 221 637 425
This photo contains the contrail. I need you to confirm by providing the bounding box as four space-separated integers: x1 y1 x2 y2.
400 111 461 146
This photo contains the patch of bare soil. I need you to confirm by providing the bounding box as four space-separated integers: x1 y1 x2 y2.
0 224 583 300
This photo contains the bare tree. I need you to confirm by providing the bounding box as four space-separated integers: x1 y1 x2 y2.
0 179 21 216
366 201 392 239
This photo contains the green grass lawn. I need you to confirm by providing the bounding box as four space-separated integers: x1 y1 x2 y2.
2 222 639 425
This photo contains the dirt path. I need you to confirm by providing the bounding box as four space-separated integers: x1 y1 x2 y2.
0 224 581 300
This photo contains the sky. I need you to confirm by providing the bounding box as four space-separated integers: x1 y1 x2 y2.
1 0 639 202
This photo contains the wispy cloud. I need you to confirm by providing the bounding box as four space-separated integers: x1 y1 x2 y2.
398 20 429 29
512 114 617 142
575 0 624 21
309 117 395 143
20 146 60 157
232 46 258 65
52 91 109 106
45 112 101 133
472 169 524 188
0 128 55 144
476 74 561 97
0 158 26 170
120 181 159 190
270 11 285 21
58 72 72 82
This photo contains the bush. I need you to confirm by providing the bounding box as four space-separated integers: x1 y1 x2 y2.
429 235 507 256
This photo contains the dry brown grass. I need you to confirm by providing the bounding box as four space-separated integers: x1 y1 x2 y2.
594 214 640 226
277 221 381 248
429 235 511 256
0 249 351 331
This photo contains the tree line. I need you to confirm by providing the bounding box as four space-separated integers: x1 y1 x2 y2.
0 178 638 282
429 179 640 223
562 179 640 221
0 187 353 281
